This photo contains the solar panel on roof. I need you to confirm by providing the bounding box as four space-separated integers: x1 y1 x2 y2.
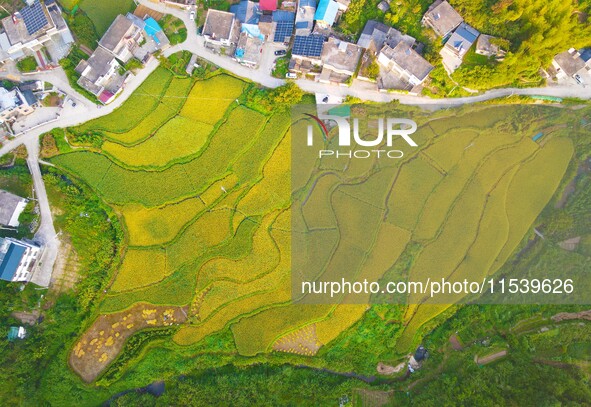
20 0 48 36
274 21 294 42
292 35 324 57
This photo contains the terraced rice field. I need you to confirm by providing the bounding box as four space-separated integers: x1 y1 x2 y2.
51 69 584 382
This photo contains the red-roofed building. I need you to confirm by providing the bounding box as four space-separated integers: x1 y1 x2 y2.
98 90 115 104
260 0 277 11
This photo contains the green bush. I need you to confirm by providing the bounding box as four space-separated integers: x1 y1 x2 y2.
17 56 37 73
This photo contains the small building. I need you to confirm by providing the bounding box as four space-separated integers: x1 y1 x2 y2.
295 0 317 35
552 48 591 83
7 326 26 341
260 0 278 12
75 47 126 104
314 0 339 28
0 0 74 65
421 0 463 38
0 86 37 124
0 237 41 283
235 25 264 67
318 37 363 84
357 20 415 54
377 1 390 13
377 41 433 92
290 34 325 75
475 34 505 58
414 345 429 362
202 9 240 48
0 190 28 228
440 22 479 73
230 0 261 24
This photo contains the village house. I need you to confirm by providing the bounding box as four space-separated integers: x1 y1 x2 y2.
0 86 38 125
376 41 433 93
295 0 317 35
75 47 126 104
75 12 170 102
0 190 28 228
440 22 479 73
475 34 505 58
289 34 325 75
314 0 339 28
0 237 41 283
234 25 265 67
203 9 240 50
0 0 74 67
552 48 591 84
421 0 463 38
317 37 363 85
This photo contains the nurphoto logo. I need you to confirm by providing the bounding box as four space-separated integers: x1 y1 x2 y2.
305 112 418 159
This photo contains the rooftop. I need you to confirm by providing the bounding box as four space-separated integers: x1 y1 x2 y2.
357 20 415 52
75 47 117 83
230 0 260 24
321 37 363 74
0 242 25 281
260 0 278 11
1 0 55 47
203 9 236 41
314 0 339 25
380 41 433 81
292 34 325 57
0 190 27 227
99 15 135 53
423 0 463 37
554 49 587 77
444 23 479 56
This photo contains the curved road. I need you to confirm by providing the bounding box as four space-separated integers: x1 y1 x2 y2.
1 0 589 286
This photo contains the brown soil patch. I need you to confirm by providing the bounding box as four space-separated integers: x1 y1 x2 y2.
552 309 591 322
272 324 321 356
449 334 463 350
40 133 59 158
11 310 40 325
50 238 80 293
377 362 405 375
558 236 581 251
69 303 187 383
475 350 508 365
134 5 164 20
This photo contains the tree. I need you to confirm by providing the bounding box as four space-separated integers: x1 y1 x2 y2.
268 82 304 109
366 57 380 80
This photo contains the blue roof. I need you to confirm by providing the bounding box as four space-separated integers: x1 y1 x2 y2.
144 17 162 36
454 23 479 44
230 0 260 24
0 243 25 281
314 0 338 25
272 10 295 22
299 0 316 8
295 21 309 29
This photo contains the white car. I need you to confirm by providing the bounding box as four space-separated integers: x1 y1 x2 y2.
285 73 297 79
190 10 196 20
